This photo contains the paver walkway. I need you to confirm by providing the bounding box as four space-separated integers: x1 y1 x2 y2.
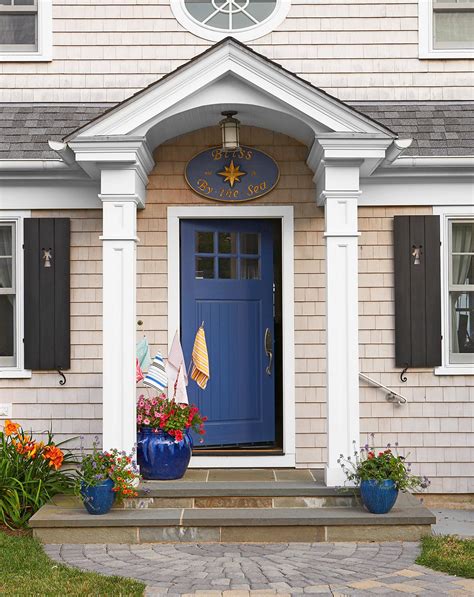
44 541 473 596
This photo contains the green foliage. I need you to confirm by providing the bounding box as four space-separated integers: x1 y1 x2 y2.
0 530 145 596
137 394 207 442
417 535 474 579
0 422 76 529
338 436 430 491
78 443 140 500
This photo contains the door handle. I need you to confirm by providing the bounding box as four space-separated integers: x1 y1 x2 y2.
264 328 273 376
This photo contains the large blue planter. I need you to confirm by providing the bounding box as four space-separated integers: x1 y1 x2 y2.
360 479 399 514
137 428 192 480
80 478 115 515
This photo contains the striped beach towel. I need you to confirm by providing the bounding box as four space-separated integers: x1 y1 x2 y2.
191 325 210 389
143 352 168 392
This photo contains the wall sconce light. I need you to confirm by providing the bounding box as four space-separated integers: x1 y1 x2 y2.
220 111 240 150
412 245 422 265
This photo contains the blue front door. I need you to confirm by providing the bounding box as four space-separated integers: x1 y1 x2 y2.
181 219 275 447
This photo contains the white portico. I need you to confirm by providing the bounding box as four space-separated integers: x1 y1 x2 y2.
67 38 398 486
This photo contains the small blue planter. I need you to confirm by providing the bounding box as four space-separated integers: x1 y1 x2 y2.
137 428 192 480
360 479 398 514
80 478 115 515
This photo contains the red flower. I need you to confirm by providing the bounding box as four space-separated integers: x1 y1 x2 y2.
367 451 375 460
175 430 183 442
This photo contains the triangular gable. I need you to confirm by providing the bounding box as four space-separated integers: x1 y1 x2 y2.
66 37 395 143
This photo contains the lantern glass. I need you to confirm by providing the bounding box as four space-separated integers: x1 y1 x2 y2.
220 112 240 150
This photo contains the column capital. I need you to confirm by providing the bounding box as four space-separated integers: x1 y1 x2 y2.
68 137 154 208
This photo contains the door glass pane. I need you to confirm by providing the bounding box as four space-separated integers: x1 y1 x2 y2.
218 232 237 254
451 291 474 354
240 232 259 255
195 231 214 254
218 257 237 279
241 258 260 280
0 295 14 357
195 256 214 279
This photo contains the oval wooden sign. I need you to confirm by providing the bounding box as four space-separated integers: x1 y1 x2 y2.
185 146 279 202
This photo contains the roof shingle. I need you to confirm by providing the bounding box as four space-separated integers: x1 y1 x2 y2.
0 102 472 160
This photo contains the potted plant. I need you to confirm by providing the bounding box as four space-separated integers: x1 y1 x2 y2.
78 444 140 515
136 394 207 480
338 436 430 514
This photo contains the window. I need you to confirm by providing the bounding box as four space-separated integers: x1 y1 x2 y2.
448 220 474 364
0 0 52 61
0 223 16 367
0 213 29 377
171 0 291 42
419 0 474 58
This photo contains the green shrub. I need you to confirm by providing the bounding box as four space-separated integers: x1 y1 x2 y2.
0 420 76 529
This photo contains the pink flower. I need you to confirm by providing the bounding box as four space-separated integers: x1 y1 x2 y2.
151 398 157 406
143 418 150 425
138 398 145 408
137 415 143 423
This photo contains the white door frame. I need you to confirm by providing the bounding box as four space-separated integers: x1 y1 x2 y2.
167 205 295 468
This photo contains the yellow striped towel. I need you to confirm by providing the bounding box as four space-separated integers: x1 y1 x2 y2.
191 325 210 389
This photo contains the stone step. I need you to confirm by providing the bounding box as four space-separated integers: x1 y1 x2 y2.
30 493 435 544
137 480 357 499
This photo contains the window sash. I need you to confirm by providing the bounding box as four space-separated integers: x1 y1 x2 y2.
0 220 16 367
0 1 38 52
433 0 474 49
448 218 474 364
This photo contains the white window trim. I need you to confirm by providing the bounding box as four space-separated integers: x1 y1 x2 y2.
0 211 31 379
167 205 295 468
0 0 52 62
419 0 474 59
434 205 474 376
170 0 291 42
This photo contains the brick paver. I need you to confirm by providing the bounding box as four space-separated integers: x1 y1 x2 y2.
43 542 469 596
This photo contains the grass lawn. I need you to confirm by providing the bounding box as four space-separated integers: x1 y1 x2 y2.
0 529 145 596
416 535 474 579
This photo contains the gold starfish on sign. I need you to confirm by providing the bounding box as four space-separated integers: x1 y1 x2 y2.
217 160 246 188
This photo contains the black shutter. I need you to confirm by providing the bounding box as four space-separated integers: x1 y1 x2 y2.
394 215 441 368
24 218 70 370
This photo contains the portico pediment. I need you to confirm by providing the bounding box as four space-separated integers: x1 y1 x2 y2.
65 37 396 149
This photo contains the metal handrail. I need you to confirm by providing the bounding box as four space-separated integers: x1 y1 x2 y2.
359 373 407 405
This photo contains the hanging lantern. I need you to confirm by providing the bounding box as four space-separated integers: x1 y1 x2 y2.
220 111 240 150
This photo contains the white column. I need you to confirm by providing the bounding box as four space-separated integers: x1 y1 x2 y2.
321 162 361 487
100 168 141 453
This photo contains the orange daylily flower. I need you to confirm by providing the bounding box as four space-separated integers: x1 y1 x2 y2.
4 419 20 436
42 445 64 470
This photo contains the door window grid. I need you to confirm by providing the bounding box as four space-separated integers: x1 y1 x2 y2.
448 219 474 364
195 230 260 279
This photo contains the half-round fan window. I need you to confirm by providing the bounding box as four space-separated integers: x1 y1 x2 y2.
171 0 290 41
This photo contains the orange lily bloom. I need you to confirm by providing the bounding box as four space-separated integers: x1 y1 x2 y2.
4 419 20 437
42 445 64 470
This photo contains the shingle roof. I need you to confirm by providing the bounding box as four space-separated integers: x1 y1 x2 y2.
351 102 474 157
0 102 472 160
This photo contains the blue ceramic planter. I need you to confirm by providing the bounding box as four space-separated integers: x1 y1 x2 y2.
360 479 398 514
137 428 192 480
80 478 115 515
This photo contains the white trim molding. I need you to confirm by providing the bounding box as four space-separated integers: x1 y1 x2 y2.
0 210 31 379
433 205 474 376
0 0 52 62
167 205 295 468
170 0 291 42
419 0 474 59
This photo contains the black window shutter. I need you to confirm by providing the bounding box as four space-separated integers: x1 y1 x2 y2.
394 215 441 368
24 218 71 371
